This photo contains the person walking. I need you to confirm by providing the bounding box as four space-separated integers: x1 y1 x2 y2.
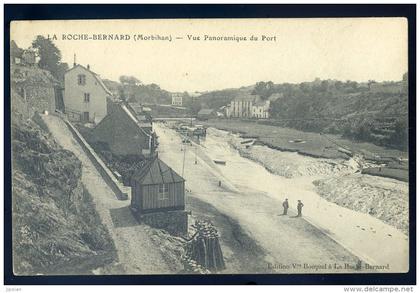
282 198 289 215
297 200 304 217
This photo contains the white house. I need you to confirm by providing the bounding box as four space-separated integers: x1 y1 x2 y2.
64 64 113 124
251 93 282 119
171 93 184 106
227 93 281 119
252 99 270 119
229 94 257 118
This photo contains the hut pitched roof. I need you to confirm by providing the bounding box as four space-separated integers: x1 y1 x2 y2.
132 156 184 185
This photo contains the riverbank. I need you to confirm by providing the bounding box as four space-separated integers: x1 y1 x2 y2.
202 119 409 182
313 175 409 234
209 127 409 236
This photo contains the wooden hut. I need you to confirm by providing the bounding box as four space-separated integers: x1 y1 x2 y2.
130 155 185 214
130 155 188 236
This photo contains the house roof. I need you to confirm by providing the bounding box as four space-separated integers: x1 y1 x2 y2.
128 102 144 114
132 156 184 185
197 109 214 115
121 104 152 138
94 101 152 141
66 64 113 96
10 40 23 58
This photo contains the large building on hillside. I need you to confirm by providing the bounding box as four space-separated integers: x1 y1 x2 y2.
171 92 184 106
64 64 113 124
251 99 270 119
92 101 156 156
227 93 281 119
229 94 257 118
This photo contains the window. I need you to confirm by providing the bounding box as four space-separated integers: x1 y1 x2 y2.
84 93 90 103
82 112 89 122
158 183 169 200
77 74 86 85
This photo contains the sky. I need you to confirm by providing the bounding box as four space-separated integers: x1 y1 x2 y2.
11 18 408 92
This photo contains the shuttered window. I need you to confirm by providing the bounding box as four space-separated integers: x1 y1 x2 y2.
158 183 169 200
78 74 86 85
84 93 90 103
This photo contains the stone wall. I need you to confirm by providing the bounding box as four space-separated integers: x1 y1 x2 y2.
15 85 56 114
11 64 58 115
61 116 130 200
134 210 189 237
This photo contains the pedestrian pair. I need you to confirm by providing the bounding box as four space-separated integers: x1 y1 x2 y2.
282 199 304 217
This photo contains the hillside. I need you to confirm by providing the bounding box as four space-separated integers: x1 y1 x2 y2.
269 81 408 150
198 79 408 151
191 86 253 113
12 87 116 274
103 79 172 105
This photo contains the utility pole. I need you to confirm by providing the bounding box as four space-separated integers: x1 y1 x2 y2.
190 95 194 127
194 135 200 164
182 140 187 177
195 144 198 165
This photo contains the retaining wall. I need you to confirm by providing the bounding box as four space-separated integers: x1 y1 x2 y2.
132 209 189 237
62 117 129 200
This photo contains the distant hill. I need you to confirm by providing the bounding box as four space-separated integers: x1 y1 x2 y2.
190 86 254 113
198 78 408 150
102 79 172 105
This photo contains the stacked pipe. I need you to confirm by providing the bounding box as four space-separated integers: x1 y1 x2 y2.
181 255 211 274
183 220 225 273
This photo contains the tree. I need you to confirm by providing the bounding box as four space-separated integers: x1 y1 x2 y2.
31 35 67 81
252 81 275 99
389 119 408 150
117 86 127 101
299 82 311 93
320 80 329 92
334 80 343 91
367 80 376 90
119 75 141 86
56 62 69 82
148 83 160 91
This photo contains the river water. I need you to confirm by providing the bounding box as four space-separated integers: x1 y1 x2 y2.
195 127 409 272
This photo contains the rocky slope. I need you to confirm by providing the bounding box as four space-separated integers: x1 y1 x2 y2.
12 90 117 275
313 175 409 235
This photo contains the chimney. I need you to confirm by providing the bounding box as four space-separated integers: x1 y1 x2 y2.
87 64 90 70
73 53 76 67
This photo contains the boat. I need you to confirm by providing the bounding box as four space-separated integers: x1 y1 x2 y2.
213 159 226 165
241 139 255 145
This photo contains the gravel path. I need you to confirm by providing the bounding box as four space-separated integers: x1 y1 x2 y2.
42 115 172 274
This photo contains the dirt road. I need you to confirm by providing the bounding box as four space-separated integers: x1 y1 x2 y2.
156 123 364 274
42 115 173 274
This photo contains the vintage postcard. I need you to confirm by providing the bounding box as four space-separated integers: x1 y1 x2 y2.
10 18 409 276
